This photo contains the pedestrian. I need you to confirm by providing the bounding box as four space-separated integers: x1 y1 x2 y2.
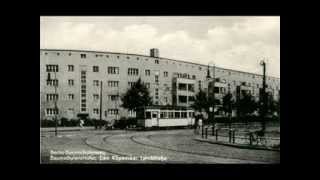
79 119 84 128
198 117 203 135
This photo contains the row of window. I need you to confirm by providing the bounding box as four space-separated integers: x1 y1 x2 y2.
46 94 120 101
145 111 195 119
45 108 119 116
47 65 174 79
175 73 196 79
128 68 139 76
50 79 157 89
93 109 119 116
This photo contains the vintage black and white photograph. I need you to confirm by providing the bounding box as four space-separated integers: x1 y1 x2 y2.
40 16 280 164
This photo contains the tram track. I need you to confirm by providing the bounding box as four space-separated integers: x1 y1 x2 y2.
82 134 127 156
130 133 268 163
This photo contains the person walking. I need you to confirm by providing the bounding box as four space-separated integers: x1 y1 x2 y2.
198 117 203 135
79 119 84 128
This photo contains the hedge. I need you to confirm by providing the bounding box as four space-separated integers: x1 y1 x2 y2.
40 118 108 127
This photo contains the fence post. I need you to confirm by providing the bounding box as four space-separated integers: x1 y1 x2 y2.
212 126 215 136
232 130 235 144
201 125 204 138
229 129 232 143
215 129 218 141
249 132 253 145
205 128 208 139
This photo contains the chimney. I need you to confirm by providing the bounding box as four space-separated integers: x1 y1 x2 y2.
150 48 159 58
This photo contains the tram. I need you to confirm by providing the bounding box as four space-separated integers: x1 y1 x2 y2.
136 106 195 129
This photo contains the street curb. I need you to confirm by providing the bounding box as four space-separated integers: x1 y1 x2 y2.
193 138 280 152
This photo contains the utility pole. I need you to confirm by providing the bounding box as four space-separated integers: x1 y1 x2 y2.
260 60 267 133
100 81 103 129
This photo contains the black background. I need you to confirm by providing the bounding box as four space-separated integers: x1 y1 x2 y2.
3 1 312 179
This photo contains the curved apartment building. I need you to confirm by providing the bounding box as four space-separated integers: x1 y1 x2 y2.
40 48 280 121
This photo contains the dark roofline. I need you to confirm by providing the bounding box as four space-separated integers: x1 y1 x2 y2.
40 48 280 80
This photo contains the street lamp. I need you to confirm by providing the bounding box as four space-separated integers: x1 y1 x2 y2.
260 60 267 133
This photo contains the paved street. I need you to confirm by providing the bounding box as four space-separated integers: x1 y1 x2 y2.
41 128 280 164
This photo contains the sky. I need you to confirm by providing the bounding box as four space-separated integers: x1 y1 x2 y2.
40 16 280 77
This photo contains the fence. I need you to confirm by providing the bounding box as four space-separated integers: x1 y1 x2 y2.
199 123 280 150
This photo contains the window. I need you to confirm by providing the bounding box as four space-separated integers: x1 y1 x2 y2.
93 94 99 100
108 66 119 74
108 81 119 87
108 95 119 101
145 69 151 76
81 54 86 58
164 71 168 77
146 112 151 119
168 112 174 118
93 80 99 86
155 88 159 96
128 82 136 87
128 68 139 76
155 75 159 84
175 112 180 118
93 66 99 72
178 83 187 91
68 94 74 100
68 65 74 72
188 84 195 92
46 64 58 72
192 75 196 79
188 96 195 101
93 108 99 114
108 109 119 115
68 79 74 86
128 110 136 117
47 79 58 86
178 96 187 103
160 112 167 119
155 59 159 64
46 94 58 101
46 108 59 116
181 112 187 118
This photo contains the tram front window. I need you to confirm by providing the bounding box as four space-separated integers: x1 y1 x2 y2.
146 112 151 119
152 113 157 118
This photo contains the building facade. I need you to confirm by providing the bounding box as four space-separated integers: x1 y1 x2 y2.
40 49 280 121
